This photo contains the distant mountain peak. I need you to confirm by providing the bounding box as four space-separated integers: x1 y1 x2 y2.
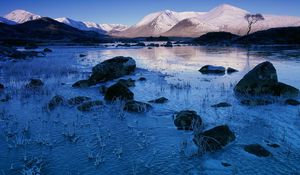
4 9 41 23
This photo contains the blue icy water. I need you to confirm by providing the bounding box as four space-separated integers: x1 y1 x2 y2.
0 45 300 175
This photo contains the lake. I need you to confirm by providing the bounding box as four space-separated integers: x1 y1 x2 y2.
0 45 300 175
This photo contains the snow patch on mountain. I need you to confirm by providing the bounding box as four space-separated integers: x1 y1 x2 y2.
4 9 41 23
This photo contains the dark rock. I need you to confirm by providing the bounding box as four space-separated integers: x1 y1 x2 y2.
123 100 152 113
221 162 232 167
25 79 44 88
104 82 134 101
77 100 103 111
199 65 226 75
88 56 136 85
174 110 202 130
227 67 238 74
211 102 232 108
149 97 168 104
72 80 91 88
99 85 107 94
43 48 52 52
138 77 146 81
241 98 273 106
67 96 91 106
0 83 4 90
79 54 87 57
193 125 236 152
234 61 277 96
267 143 280 148
285 99 300 106
244 144 271 157
234 61 299 98
47 95 65 111
118 78 135 87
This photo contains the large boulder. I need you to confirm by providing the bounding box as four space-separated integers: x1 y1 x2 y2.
104 82 134 101
199 65 226 75
123 100 152 113
174 110 202 130
88 56 136 85
193 125 235 152
234 61 299 98
244 144 271 157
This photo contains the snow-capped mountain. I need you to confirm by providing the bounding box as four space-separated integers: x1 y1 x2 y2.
55 18 128 34
55 17 90 31
0 17 17 25
83 22 128 33
114 10 204 37
1 9 127 34
4 9 41 23
116 4 300 37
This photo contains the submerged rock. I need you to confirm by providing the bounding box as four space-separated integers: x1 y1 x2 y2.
88 56 136 85
123 100 152 113
174 110 202 130
72 80 91 88
211 102 232 108
149 97 168 104
234 61 299 98
244 144 271 157
104 82 134 101
25 79 44 88
67 96 91 106
199 65 226 74
163 41 173 47
227 67 238 74
43 48 52 52
77 100 103 111
285 99 300 106
47 95 65 111
118 78 135 87
193 125 235 152
0 83 4 90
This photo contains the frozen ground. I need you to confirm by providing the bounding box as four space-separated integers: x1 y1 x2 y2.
0 45 300 175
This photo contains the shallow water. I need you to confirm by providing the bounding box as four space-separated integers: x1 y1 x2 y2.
0 45 300 175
